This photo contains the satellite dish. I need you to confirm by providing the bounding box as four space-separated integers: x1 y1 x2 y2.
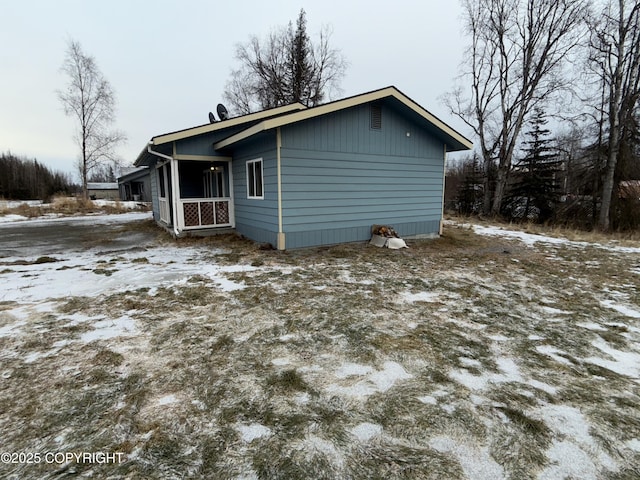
208 112 217 123
217 103 229 120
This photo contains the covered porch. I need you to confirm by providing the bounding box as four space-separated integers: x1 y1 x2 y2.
156 157 234 233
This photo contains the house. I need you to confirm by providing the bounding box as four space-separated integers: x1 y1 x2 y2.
133 86 472 249
118 167 151 202
87 182 119 200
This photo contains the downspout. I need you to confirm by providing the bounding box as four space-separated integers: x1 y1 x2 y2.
147 143 180 237
276 128 285 250
440 144 447 236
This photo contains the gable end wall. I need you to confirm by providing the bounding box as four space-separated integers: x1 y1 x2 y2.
280 103 445 248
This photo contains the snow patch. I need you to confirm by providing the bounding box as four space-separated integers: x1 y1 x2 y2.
601 300 640 319
450 356 556 394
459 357 482 368
536 345 573 366
350 422 382 442
585 338 640 379
417 396 438 405
157 394 178 406
399 291 439 303
538 440 601 480
271 357 291 366
334 363 374 379
576 322 608 331
368 362 413 392
0 320 26 338
0 214 29 223
540 306 572 315
299 435 344 469
488 334 509 341
79 315 137 343
528 379 557 395
627 439 640 452
327 361 412 398
237 423 272 443
430 436 506 480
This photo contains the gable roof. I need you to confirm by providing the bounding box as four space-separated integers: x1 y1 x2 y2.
150 102 307 146
213 86 473 152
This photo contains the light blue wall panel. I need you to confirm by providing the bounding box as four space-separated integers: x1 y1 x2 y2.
285 220 441 249
175 123 260 156
278 148 444 229
281 102 444 158
230 133 280 242
278 101 445 248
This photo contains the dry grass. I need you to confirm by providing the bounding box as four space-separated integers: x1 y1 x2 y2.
447 213 640 245
1 221 639 478
0 196 150 217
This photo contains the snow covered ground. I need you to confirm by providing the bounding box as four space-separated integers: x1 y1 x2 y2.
1 213 639 479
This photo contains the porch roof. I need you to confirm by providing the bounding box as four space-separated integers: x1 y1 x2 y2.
213 86 473 152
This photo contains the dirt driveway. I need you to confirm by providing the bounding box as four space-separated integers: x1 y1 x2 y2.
0 213 155 259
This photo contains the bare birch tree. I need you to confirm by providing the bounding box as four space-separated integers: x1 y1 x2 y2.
446 0 588 215
58 40 125 199
589 0 640 230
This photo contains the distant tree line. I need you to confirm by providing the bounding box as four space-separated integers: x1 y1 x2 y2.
0 152 78 201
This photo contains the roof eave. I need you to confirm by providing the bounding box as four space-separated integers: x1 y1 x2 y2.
151 102 307 146
214 86 473 151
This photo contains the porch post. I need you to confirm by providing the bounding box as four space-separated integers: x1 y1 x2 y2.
227 158 235 228
440 144 447 236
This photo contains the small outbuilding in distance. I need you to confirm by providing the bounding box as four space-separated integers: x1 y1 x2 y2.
133 86 472 249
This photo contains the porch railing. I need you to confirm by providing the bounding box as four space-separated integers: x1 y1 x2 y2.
159 197 170 224
178 198 232 230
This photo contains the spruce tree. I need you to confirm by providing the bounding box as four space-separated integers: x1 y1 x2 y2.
508 108 562 222
287 10 314 105
456 154 484 215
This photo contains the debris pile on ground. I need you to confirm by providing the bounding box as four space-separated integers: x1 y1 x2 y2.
369 224 408 249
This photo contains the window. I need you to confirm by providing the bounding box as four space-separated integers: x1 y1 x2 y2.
370 104 382 130
158 164 167 197
246 159 264 199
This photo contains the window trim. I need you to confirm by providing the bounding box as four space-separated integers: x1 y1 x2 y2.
246 158 264 200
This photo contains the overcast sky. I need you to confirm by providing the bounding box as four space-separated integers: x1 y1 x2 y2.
0 1 469 180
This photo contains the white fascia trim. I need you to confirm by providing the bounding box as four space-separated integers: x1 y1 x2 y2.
213 87 473 151
151 103 307 145
173 154 232 161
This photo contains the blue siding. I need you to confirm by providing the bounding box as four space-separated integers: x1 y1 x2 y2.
279 102 445 248
231 133 279 245
150 166 160 222
285 220 440 249
175 124 260 157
